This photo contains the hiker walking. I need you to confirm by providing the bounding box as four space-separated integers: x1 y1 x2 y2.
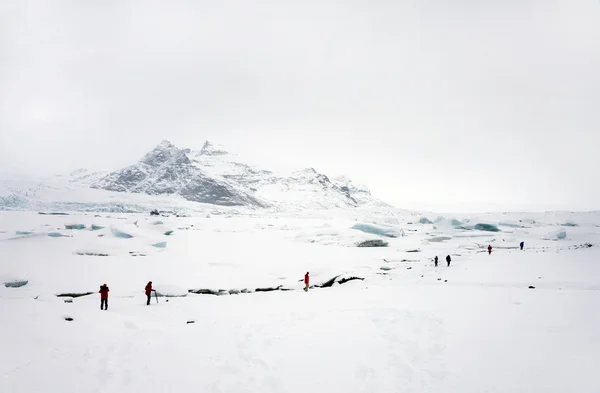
446 255 451 267
145 281 155 305
488 245 493 255
520 241 524 250
304 272 310 292
434 256 439 267
99 283 109 310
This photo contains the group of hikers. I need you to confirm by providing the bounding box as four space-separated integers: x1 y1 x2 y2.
433 241 525 267
98 241 528 309
433 255 452 267
98 281 156 310
98 276 310 310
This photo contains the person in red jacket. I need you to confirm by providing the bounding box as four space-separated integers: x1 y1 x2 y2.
145 281 155 305
304 272 310 292
99 284 109 310
488 245 492 255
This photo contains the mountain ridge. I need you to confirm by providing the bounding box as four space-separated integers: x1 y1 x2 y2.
90 140 390 210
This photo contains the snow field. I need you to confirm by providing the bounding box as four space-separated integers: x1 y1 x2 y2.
1 210 600 392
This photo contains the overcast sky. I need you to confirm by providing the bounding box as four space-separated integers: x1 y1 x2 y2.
1 0 599 212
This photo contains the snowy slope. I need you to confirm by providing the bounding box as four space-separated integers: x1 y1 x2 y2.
1 209 600 392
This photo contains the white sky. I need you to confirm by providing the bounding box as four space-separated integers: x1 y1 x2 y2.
1 0 599 212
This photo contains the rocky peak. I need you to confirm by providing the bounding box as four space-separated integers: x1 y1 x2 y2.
200 141 228 156
141 140 190 167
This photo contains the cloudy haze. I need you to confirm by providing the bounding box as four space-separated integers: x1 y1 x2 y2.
1 0 598 212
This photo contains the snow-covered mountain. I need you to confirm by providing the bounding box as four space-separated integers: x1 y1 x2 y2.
91 140 266 208
90 140 389 210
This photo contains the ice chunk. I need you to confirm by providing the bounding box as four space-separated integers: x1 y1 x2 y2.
434 217 462 226
91 224 105 231
473 223 500 232
47 232 70 238
15 231 33 235
152 241 167 248
4 279 28 288
65 224 86 230
351 223 403 238
152 220 164 225
164 230 174 236
356 239 388 247
561 221 578 227
418 217 433 224
549 229 567 240
111 227 133 239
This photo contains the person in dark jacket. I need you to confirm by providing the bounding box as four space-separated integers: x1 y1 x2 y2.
520 241 524 250
446 255 451 267
488 245 492 255
434 256 438 267
99 284 109 310
304 272 310 292
145 281 155 305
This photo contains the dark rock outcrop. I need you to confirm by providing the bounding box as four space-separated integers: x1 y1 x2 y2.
56 292 94 298
357 240 388 247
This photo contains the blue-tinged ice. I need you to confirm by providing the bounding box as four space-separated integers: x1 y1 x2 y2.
152 221 164 225
418 217 433 224
48 232 70 238
152 241 167 248
111 227 133 239
164 230 174 236
91 225 105 231
473 223 500 232
4 280 28 288
15 231 33 235
551 229 567 239
351 223 403 238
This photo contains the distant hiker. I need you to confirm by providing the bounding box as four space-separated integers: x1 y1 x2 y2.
488 245 492 255
434 256 438 267
520 241 524 250
145 281 155 305
99 283 109 310
304 272 310 292
446 255 451 267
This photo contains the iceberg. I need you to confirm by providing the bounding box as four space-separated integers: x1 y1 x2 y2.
48 232 70 238
164 230 174 236
111 227 133 239
434 217 462 226
4 279 28 288
152 241 167 248
473 223 500 232
351 223 403 238
550 229 567 240
418 217 433 224
91 224 105 231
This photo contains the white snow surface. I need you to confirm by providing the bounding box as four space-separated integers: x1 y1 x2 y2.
1 209 600 392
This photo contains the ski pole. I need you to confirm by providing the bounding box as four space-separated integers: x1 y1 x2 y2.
154 291 159 304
